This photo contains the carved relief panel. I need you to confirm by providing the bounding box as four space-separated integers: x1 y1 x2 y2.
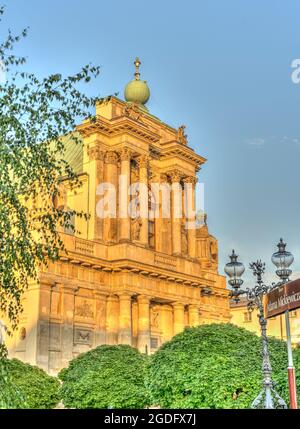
74 298 95 320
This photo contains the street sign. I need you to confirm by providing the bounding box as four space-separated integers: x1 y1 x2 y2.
265 278 300 318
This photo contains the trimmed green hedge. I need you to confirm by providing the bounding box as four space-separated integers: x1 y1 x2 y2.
147 323 300 409
59 345 150 409
0 358 60 409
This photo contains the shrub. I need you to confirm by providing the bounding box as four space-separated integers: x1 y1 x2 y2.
59 345 150 409
147 323 300 409
0 358 60 408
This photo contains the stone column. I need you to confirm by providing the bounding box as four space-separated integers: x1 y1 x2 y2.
119 148 131 242
160 304 174 343
88 144 105 241
137 295 151 354
25 281 41 366
106 295 119 345
103 151 119 243
118 292 132 345
139 155 149 246
36 281 52 371
157 173 172 254
173 302 185 335
183 176 197 258
170 170 182 256
61 284 76 368
188 304 199 327
94 291 107 346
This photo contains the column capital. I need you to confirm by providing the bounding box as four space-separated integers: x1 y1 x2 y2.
189 303 199 309
173 301 185 309
93 289 108 299
105 151 119 165
138 154 149 169
183 175 198 187
59 283 79 294
120 147 132 162
169 170 182 183
137 294 151 304
87 145 105 161
107 294 119 302
160 173 169 184
118 292 133 300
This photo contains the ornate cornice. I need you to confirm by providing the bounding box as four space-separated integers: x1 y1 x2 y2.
77 116 160 144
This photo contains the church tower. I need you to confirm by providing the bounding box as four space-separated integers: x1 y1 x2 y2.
7 59 230 374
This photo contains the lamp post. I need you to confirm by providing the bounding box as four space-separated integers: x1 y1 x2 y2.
271 239 297 409
224 250 287 409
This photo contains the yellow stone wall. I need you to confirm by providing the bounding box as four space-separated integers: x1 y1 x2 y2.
6 96 231 374
230 302 300 346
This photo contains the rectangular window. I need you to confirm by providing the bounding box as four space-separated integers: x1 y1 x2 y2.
150 337 159 349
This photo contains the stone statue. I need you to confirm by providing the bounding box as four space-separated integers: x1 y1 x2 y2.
131 216 142 241
181 224 188 255
210 239 218 262
123 102 142 121
196 210 207 227
177 125 187 145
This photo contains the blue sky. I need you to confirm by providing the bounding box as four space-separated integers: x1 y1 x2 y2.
4 0 300 285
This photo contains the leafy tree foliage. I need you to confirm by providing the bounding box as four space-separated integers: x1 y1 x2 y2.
59 345 151 409
147 323 300 409
0 5 99 338
0 358 60 408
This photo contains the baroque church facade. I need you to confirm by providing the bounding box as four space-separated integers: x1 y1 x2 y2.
7 59 230 374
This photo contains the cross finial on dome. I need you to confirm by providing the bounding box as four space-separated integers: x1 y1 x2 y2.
134 57 141 80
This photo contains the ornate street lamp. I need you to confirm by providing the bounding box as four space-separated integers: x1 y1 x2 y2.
271 239 297 409
224 250 287 409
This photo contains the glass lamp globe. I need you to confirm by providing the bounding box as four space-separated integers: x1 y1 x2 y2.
271 238 294 282
271 239 294 269
224 250 245 289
